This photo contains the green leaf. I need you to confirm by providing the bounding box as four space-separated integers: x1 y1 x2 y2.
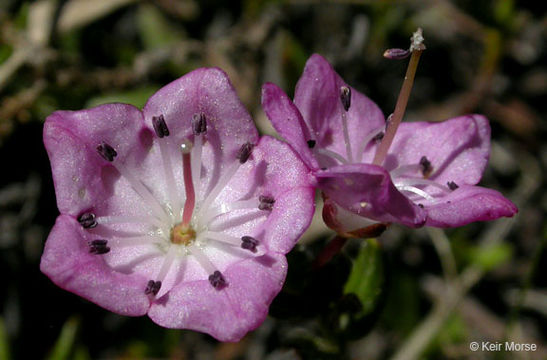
46 317 79 360
468 242 513 271
343 238 384 317
0 317 10 360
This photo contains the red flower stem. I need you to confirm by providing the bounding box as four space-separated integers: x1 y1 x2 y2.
372 49 423 166
181 151 195 226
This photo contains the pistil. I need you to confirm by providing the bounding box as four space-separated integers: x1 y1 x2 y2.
372 28 425 166
181 140 195 226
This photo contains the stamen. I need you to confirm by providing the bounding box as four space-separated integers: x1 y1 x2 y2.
88 239 110 254
189 245 226 289
316 148 348 164
144 280 162 295
152 115 170 138
199 231 257 253
236 142 254 164
96 215 164 229
258 195 275 211
340 86 351 112
181 140 195 226
419 156 433 177
192 113 207 135
356 125 385 162
97 142 117 162
208 271 226 289
241 236 259 252
77 212 97 229
396 185 434 201
340 86 353 163
372 28 425 166
113 160 169 222
157 124 180 220
394 177 451 193
307 140 316 149
447 181 459 190
191 133 203 198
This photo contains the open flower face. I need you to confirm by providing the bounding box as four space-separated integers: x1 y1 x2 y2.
262 54 516 230
41 68 315 341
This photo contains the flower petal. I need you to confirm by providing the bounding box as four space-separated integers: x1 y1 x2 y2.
261 82 318 169
40 215 150 316
148 253 287 342
143 67 259 159
424 185 517 227
317 164 426 227
43 104 156 216
294 54 385 163
386 115 490 186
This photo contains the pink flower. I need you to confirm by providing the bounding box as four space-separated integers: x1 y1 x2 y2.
41 68 315 341
262 54 517 231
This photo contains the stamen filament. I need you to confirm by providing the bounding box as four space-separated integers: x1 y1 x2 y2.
159 138 181 221
191 134 203 199
181 142 195 226
316 148 348 164
96 215 164 228
189 245 217 274
113 161 169 222
199 199 260 227
341 111 353 163
356 125 385 162
396 185 434 201
110 235 160 247
200 231 245 246
394 177 451 193
372 29 425 166
390 164 422 178
156 245 178 283
197 160 240 218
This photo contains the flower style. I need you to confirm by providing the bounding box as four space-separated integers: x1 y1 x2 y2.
41 68 315 341
262 54 517 231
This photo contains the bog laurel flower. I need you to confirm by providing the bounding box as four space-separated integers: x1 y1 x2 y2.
41 68 315 341
262 54 517 232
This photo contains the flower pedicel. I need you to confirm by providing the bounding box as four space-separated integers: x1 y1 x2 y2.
41 68 315 341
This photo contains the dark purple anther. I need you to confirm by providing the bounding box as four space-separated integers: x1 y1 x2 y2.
340 86 351 112
258 195 275 211
152 115 170 138
236 142 254 164
419 156 432 177
307 140 316 149
78 212 97 229
144 280 162 295
241 236 259 253
208 270 226 289
383 48 411 60
97 142 117 162
373 132 384 142
447 181 459 190
192 112 207 135
89 239 110 254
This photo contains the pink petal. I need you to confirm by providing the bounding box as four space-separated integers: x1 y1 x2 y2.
317 164 427 227
424 185 518 227
40 215 150 316
387 115 490 186
43 104 149 216
143 67 259 159
148 253 287 342
261 82 318 170
294 54 385 163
